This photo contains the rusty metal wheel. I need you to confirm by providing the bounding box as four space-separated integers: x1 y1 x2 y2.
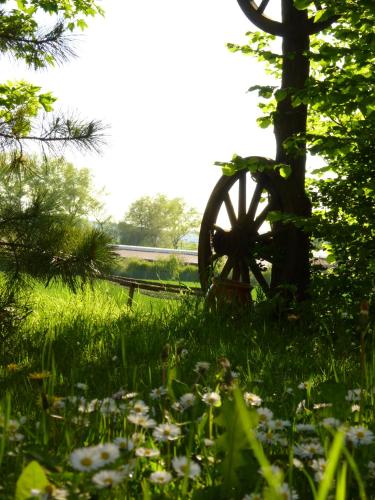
198 157 280 298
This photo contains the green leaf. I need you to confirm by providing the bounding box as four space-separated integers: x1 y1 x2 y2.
293 0 312 10
38 92 56 112
314 10 329 23
15 461 50 500
275 89 288 102
277 164 292 178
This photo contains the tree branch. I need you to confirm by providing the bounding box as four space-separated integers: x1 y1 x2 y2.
307 15 339 35
237 0 286 36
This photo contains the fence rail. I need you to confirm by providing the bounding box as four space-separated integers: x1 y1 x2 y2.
104 275 203 308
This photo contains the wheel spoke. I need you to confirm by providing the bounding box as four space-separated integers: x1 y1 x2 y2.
246 182 263 222
224 194 237 227
254 230 273 243
257 0 270 14
249 259 270 294
253 202 273 231
240 259 251 283
220 257 234 279
238 170 246 218
233 261 241 281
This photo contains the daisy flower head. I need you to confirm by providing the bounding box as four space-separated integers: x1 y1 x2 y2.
149 470 172 484
293 439 324 459
150 386 167 400
180 393 196 409
127 414 156 428
135 447 160 458
75 382 88 391
153 423 181 442
321 417 341 429
244 392 262 407
70 446 102 472
114 436 134 451
131 400 149 415
276 482 299 500
310 458 327 482
346 426 374 447
100 398 118 415
172 456 201 479
368 460 375 479
194 361 210 374
298 381 309 390
95 443 120 466
202 391 221 407
295 423 316 433
269 419 291 431
92 469 124 488
256 407 274 425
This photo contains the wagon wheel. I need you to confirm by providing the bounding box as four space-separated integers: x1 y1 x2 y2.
198 157 280 298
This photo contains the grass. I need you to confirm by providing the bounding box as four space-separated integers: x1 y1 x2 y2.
0 279 374 499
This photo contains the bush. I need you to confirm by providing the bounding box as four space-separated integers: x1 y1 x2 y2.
112 256 199 282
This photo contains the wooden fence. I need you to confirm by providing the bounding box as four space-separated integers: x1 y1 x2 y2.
104 275 203 308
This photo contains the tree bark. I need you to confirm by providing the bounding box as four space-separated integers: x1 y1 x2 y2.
270 0 312 301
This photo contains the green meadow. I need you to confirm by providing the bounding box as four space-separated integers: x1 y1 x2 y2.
1 280 374 499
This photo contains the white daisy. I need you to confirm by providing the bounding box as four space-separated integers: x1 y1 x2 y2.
194 361 210 374
345 389 362 401
243 392 262 407
310 458 327 482
202 392 221 407
131 400 149 415
135 447 160 458
346 426 374 447
75 382 88 391
276 482 299 499
92 469 124 488
293 440 324 459
150 386 168 400
127 414 156 428
114 437 134 451
149 470 172 484
320 417 341 429
180 393 196 409
172 456 201 479
70 446 102 471
295 423 316 433
153 423 181 442
99 398 118 415
95 443 120 466
256 407 274 425
368 460 375 479
268 419 291 431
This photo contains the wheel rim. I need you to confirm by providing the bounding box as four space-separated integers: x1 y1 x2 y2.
198 158 279 295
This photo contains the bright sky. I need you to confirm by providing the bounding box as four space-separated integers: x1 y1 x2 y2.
3 0 281 221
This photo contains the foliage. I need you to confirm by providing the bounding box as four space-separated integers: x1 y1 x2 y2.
226 0 375 304
113 256 199 282
120 194 200 249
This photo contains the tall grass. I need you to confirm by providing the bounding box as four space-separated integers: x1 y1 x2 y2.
0 279 374 498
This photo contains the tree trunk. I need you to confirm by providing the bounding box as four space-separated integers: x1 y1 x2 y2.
270 0 312 301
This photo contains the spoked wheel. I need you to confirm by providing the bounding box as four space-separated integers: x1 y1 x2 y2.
198 157 280 301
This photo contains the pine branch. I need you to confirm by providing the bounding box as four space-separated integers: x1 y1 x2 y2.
0 11 76 68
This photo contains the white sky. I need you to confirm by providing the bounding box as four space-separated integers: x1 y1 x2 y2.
2 0 282 220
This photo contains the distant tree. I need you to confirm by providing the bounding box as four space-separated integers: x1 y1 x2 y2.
120 194 200 248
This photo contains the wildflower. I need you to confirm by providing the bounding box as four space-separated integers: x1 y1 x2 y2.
6 363 21 372
243 392 262 407
8 432 24 442
286 387 294 394
194 361 210 374
295 423 316 433
75 382 88 391
258 464 283 479
149 470 172 484
135 447 160 458
180 393 196 409
276 482 299 499
153 423 181 442
92 469 124 488
310 458 327 482
127 414 156 428
321 417 341 429
172 456 201 478
256 407 273 425
204 438 215 447
346 426 374 447
180 348 189 358
257 429 286 446
296 400 306 413
95 443 120 466
131 432 145 446
131 400 149 415
114 437 134 451
6 419 20 433
150 386 167 400
351 404 360 412
28 371 51 381
70 446 101 471
172 401 183 412
202 391 221 407
313 403 332 410
298 382 308 390
269 419 291 431
345 389 362 401
100 398 118 415
293 440 324 459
